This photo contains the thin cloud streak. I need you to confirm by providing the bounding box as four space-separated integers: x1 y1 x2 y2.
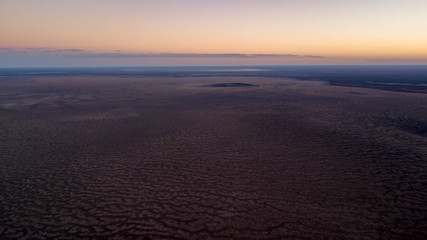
78 53 323 58
0 48 323 59
1 48 85 53
366 58 427 62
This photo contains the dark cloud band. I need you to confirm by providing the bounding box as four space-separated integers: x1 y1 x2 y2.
0 48 323 59
79 53 323 58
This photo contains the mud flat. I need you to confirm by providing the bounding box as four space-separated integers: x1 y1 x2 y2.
1 72 427 239
207 83 259 87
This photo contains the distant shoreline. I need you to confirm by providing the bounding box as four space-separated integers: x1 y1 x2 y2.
1 65 427 94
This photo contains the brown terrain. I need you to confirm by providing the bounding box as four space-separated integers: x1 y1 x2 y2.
1 74 427 239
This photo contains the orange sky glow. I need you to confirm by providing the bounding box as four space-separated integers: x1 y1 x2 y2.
1 0 427 67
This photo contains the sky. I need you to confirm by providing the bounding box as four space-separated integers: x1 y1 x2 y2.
1 0 427 67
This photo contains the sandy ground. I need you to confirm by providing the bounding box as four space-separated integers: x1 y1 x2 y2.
1 75 426 239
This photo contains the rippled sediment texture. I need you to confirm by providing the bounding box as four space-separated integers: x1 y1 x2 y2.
1 75 426 239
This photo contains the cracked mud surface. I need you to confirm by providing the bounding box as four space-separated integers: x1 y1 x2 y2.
1 76 426 239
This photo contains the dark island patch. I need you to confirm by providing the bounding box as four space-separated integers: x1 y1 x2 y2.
208 83 259 87
348 91 368 95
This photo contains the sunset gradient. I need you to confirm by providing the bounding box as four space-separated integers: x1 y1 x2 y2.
1 0 427 67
